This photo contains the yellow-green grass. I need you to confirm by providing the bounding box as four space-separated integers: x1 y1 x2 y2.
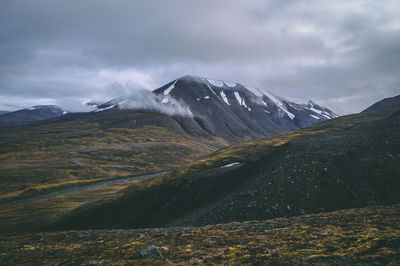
0 121 228 202
1 204 398 264
0 177 146 232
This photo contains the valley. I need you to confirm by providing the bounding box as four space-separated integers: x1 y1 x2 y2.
52 103 400 230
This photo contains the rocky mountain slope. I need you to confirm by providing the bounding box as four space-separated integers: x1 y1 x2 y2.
91 75 338 141
0 105 66 128
53 95 400 230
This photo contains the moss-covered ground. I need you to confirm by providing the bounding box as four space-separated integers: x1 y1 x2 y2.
0 204 399 265
0 111 228 203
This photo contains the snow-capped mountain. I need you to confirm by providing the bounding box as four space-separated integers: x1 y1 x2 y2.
90 75 338 141
0 105 67 128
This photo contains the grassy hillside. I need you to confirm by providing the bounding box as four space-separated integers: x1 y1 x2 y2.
1 204 399 264
0 110 228 203
53 108 400 230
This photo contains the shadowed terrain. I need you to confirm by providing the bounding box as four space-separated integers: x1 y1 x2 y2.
53 98 400 230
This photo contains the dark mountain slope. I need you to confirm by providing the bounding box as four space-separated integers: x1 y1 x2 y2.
53 97 400 230
0 105 66 128
92 75 338 141
363 94 400 113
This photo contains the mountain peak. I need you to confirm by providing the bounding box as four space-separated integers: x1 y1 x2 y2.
0 105 66 128
87 75 338 141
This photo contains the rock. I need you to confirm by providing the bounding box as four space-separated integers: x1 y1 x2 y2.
139 245 164 260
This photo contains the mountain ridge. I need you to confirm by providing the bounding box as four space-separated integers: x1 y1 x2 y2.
0 105 66 128
89 75 338 141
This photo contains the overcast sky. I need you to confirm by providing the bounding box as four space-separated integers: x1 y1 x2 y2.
1 0 399 114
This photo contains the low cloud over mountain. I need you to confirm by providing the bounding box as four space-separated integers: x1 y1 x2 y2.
1 1 399 114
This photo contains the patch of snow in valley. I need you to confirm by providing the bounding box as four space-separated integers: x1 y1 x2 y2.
310 114 320 119
221 162 240 168
204 96 210 99
220 91 230 105
161 98 169 104
207 79 224 87
63 111 68 115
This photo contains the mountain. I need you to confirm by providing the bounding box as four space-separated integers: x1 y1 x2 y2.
0 75 338 231
363 94 400 113
0 105 66 128
0 111 9 116
90 75 338 141
52 95 400 230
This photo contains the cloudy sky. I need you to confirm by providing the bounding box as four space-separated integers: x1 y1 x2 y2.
1 0 399 114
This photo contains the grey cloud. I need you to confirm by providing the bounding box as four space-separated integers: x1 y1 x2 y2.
0 0 399 113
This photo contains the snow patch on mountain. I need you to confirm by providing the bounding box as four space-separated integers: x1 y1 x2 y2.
234 92 248 108
262 91 295 120
207 85 217 96
308 102 323 115
225 81 237 88
163 81 177 95
220 91 230 105
207 79 224 87
245 86 264 97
